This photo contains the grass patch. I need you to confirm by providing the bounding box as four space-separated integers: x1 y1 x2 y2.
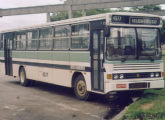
121 53 165 120
122 89 165 120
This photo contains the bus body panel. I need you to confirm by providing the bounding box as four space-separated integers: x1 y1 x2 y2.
11 51 92 90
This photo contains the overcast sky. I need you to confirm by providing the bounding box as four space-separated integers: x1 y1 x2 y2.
0 0 164 31
0 0 65 31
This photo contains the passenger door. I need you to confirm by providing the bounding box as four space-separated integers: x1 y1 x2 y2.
90 20 105 91
4 33 14 76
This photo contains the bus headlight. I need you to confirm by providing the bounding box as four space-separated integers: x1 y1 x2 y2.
150 73 154 78
155 73 160 77
120 74 124 79
114 74 118 79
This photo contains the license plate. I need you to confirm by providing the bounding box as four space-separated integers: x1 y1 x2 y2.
129 83 148 89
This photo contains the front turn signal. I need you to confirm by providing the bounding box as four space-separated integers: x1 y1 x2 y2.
107 74 112 79
162 72 164 77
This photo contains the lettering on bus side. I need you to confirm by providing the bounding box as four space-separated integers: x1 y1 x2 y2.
42 72 48 77
70 66 85 71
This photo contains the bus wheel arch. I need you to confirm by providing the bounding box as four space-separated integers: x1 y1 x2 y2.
72 72 90 100
71 72 83 88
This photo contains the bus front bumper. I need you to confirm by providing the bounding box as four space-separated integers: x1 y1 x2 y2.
105 79 164 93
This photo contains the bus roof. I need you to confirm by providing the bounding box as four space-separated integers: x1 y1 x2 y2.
0 12 161 33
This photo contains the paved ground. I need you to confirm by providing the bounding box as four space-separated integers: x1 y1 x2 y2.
0 75 109 120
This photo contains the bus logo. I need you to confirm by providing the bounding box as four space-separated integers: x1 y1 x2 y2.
137 74 140 78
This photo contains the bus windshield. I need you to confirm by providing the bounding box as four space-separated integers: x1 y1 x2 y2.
106 27 161 61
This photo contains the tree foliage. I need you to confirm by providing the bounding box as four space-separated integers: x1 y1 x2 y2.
161 20 165 44
51 9 111 21
131 5 161 12
51 11 68 21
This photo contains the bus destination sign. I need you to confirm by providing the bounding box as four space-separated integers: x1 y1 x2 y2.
112 15 160 25
130 17 160 25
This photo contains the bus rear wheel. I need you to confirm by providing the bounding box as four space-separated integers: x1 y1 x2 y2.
19 67 30 87
74 75 90 100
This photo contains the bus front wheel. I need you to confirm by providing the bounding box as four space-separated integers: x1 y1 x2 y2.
19 67 30 87
74 75 90 100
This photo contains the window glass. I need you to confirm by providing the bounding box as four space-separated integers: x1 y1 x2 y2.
54 38 69 49
71 36 89 49
27 40 38 49
54 26 70 50
32 30 39 39
15 32 27 50
21 33 26 40
27 30 39 50
39 28 53 50
137 28 160 57
27 32 32 39
107 27 136 60
39 39 52 49
40 28 53 38
71 23 89 49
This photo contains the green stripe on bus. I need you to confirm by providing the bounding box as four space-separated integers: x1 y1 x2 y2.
12 51 90 62
0 51 4 57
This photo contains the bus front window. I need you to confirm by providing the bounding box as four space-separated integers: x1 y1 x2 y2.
106 27 136 60
137 28 161 59
106 27 161 61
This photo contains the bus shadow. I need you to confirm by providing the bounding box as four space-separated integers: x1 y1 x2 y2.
10 80 108 105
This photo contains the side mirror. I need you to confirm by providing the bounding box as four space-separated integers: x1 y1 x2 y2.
104 27 110 37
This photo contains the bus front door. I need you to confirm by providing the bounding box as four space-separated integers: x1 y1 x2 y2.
91 30 104 91
4 33 13 76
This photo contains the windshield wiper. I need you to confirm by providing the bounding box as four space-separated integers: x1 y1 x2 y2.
121 55 129 62
140 51 155 62
147 55 154 62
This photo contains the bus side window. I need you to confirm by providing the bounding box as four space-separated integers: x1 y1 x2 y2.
15 32 27 50
71 23 90 50
39 28 53 50
54 25 70 50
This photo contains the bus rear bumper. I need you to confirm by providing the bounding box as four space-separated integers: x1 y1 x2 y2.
105 80 164 93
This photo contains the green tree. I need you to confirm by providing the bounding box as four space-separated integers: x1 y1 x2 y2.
51 9 111 21
160 20 165 44
86 9 110 16
131 5 161 12
51 11 68 21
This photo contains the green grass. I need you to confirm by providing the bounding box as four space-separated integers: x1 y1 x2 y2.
121 53 165 120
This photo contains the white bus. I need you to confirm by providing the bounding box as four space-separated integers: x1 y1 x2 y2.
0 12 164 100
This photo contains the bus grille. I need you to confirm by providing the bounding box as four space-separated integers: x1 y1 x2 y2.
113 63 161 71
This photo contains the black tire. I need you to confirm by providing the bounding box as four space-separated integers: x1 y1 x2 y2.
74 75 90 100
19 67 30 87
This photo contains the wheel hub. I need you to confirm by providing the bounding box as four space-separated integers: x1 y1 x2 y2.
77 80 87 96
